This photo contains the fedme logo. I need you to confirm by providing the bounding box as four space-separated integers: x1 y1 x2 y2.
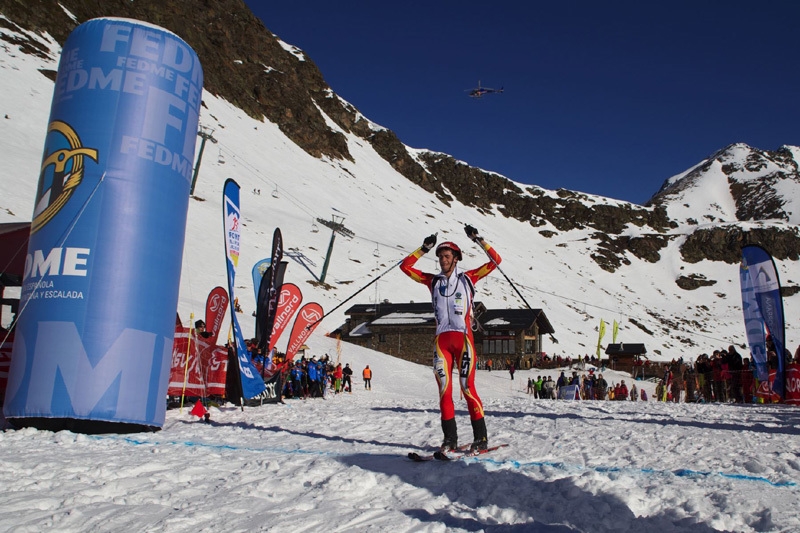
24 247 90 279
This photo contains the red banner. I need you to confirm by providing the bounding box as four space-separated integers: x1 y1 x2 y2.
285 302 323 361
754 364 800 405
168 326 229 397
784 364 800 405
0 332 13 398
204 286 229 345
268 283 302 353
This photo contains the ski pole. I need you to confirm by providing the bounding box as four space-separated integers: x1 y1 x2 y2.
466 225 534 310
305 256 405 329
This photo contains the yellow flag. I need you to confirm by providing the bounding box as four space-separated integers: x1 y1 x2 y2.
612 319 619 344
596 319 606 357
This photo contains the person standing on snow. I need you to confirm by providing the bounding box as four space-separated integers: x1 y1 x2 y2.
362 365 372 390
342 363 353 393
400 225 501 453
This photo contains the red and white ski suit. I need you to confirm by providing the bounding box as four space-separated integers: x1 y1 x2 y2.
400 241 500 421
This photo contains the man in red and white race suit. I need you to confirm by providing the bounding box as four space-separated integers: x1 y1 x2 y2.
400 226 500 452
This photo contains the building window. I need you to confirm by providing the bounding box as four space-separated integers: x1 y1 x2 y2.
484 336 518 355
378 334 386 343
525 340 536 354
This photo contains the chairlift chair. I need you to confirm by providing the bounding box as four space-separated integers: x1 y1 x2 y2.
271 186 279 199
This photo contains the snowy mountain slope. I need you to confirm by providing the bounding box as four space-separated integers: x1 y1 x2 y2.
651 143 800 225
0 13 797 362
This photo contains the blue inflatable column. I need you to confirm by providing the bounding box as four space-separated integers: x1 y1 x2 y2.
3 18 203 432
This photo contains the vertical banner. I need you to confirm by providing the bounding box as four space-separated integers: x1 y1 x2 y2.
223 179 266 400
285 302 324 361
256 229 284 353
596 319 606 358
268 283 303 353
740 245 786 398
251 258 271 302
256 261 286 352
4 19 202 431
612 319 619 344
204 286 228 346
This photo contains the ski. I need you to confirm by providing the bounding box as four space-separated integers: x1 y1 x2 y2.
407 443 472 462
433 443 508 461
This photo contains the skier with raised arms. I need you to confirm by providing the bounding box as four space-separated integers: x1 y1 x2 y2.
400 225 501 453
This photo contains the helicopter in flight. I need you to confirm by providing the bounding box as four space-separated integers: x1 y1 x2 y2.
467 81 504 98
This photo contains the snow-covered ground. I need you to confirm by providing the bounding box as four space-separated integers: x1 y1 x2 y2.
2 338 799 532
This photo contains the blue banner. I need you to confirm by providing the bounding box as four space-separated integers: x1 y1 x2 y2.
740 245 786 397
4 19 202 429
251 258 271 302
223 179 266 400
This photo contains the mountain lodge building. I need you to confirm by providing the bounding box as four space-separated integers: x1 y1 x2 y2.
335 301 555 368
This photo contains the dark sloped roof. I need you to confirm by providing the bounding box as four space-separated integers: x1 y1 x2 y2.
478 308 555 334
344 303 555 335
605 343 647 356
345 302 432 316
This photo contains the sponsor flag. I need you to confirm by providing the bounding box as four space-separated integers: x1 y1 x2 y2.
223 179 266 400
285 303 324 361
204 286 228 345
256 229 284 354
596 319 606 358
251 258 271 302
256 261 287 353
268 283 303 354
612 319 619 344
740 245 787 398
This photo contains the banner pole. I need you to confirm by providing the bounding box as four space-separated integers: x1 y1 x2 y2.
180 313 194 414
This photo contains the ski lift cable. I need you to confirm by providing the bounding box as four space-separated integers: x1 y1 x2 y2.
215 143 319 218
496 276 743 347
214 142 414 254
215 143 412 254
211 143 739 348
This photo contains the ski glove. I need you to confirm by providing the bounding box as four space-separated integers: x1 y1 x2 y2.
421 234 437 253
464 225 480 242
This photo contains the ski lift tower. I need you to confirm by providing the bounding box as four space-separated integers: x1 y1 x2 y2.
317 213 354 284
190 125 217 196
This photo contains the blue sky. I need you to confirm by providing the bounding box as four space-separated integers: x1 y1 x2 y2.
245 1 800 205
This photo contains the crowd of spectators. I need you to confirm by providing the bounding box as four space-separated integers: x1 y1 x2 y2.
654 339 798 403
273 353 357 400
481 354 603 372
521 339 799 403
525 370 640 401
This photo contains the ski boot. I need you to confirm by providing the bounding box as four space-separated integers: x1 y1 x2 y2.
469 417 488 453
439 418 458 452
